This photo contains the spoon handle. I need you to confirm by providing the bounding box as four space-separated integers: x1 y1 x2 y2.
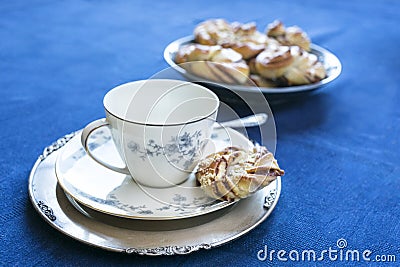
215 113 268 129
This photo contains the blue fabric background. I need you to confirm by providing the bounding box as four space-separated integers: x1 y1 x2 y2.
1 0 399 266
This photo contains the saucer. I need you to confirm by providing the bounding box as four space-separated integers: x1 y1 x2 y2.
55 126 254 220
29 131 281 254
64 190 236 231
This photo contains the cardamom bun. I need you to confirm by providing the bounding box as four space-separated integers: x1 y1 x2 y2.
194 19 278 59
255 46 326 85
196 146 284 201
175 43 250 84
266 20 311 51
175 19 326 87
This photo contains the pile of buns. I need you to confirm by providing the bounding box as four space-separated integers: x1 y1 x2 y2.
175 19 326 87
196 145 284 201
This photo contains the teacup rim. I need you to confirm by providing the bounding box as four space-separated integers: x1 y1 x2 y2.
103 79 220 126
105 108 218 127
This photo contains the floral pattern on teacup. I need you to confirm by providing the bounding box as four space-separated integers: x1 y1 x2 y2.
127 130 203 170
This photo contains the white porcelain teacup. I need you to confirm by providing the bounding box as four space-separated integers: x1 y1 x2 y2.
81 79 219 188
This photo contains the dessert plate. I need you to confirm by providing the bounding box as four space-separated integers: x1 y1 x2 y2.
28 131 281 255
55 126 254 220
164 36 342 95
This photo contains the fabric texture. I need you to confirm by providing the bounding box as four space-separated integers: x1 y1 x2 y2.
1 0 399 266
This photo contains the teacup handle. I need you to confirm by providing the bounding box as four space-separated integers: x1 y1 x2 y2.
81 118 130 175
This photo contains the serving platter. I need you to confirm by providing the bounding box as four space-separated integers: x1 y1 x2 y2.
28 131 281 255
164 36 342 95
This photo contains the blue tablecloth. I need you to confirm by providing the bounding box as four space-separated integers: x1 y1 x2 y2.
1 0 399 266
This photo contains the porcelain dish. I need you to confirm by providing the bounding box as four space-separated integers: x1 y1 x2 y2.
55 127 253 220
29 131 281 255
164 36 342 95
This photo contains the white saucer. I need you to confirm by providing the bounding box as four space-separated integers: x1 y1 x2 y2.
55 126 254 220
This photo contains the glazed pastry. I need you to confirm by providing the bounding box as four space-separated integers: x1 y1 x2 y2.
249 74 277 88
196 146 284 201
247 58 258 74
175 43 250 84
255 46 326 86
230 22 279 59
194 19 233 45
255 46 294 80
187 60 250 84
229 42 266 60
230 21 277 46
178 19 326 87
265 20 286 37
283 46 326 85
194 19 278 59
175 44 222 64
267 20 311 51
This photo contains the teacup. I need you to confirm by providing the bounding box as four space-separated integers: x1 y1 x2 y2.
81 79 219 188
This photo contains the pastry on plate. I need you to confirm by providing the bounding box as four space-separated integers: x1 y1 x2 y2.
175 18 326 87
175 43 250 84
266 20 311 51
255 45 326 85
194 19 278 59
196 145 284 201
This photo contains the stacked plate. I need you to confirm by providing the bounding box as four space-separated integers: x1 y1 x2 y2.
28 126 281 255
